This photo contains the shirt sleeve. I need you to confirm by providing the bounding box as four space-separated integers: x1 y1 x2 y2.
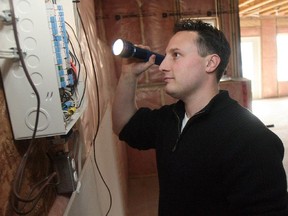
119 107 158 150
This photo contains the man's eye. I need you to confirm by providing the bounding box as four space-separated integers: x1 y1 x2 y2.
173 52 180 58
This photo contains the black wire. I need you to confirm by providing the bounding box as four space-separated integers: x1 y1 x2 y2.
11 189 45 215
76 3 112 216
67 29 81 82
69 43 80 85
65 21 87 108
11 173 57 215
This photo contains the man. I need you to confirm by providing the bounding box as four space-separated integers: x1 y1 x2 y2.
112 19 288 215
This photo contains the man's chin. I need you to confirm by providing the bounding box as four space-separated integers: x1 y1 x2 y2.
165 88 180 100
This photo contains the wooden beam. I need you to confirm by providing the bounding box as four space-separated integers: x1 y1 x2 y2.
278 5 288 12
240 0 276 15
262 4 288 15
258 1 288 13
245 0 288 16
239 0 255 8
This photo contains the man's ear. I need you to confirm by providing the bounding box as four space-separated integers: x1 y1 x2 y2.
206 54 221 73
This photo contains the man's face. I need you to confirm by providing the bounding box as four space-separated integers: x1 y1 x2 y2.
159 31 210 101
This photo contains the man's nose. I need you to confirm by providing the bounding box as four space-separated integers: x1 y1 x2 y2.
159 56 168 72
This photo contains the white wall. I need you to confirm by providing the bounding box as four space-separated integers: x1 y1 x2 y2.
64 105 127 216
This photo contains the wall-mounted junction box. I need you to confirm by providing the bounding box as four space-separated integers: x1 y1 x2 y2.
0 0 85 140
52 151 78 194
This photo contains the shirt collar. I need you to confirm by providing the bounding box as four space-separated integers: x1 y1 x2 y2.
173 90 235 120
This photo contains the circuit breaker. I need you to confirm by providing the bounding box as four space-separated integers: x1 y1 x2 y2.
0 0 86 140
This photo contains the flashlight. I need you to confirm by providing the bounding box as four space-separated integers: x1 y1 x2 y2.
112 39 164 65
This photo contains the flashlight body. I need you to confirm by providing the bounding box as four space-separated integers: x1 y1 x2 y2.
113 39 164 65
132 46 164 65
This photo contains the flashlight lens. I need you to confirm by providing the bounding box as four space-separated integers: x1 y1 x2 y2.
112 39 124 56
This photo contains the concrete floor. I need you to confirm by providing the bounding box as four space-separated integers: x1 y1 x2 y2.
127 97 288 216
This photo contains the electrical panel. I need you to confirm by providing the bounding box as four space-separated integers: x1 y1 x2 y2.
0 0 86 140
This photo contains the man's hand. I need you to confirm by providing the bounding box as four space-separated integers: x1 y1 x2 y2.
121 45 156 78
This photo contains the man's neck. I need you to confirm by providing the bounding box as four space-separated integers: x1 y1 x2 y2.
184 88 219 118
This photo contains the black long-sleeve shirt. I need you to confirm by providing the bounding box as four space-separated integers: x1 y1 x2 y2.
119 90 288 215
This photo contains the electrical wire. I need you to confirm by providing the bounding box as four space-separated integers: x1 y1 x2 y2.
59 33 82 124
66 28 80 85
8 0 40 145
11 172 57 215
65 21 87 109
75 3 112 215
68 33 81 83
8 0 57 214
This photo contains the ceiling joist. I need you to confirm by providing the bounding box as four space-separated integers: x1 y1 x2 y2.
239 0 288 17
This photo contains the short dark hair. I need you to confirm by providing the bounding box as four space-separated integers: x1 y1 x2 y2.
174 19 231 82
